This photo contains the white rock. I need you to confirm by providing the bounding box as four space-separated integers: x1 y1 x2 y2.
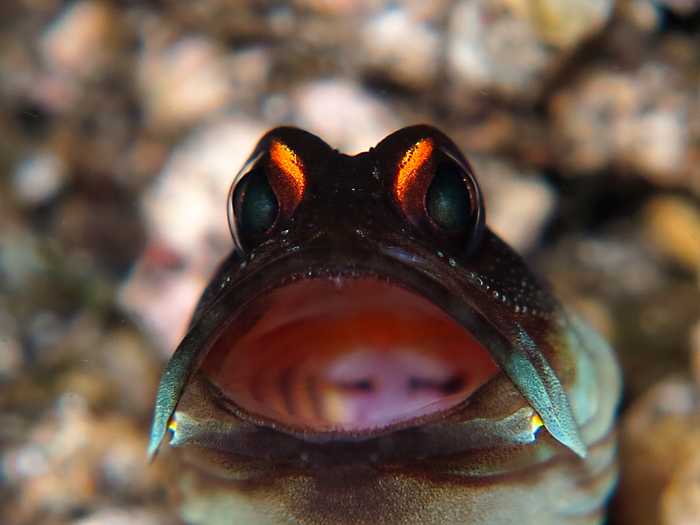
34 0 115 111
138 36 235 130
550 63 696 187
293 79 400 154
471 157 557 252
39 0 115 78
361 8 440 90
143 119 266 256
13 152 66 205
447 0 614 99
448 0 549 98
118 118 268 355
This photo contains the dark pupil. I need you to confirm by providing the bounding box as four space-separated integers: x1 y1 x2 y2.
425 162 471 230
234 166 278 238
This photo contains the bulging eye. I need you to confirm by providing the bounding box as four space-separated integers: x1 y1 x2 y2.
228 136 307 253
391 136 484 256
232 165 279 249
425 161 472 230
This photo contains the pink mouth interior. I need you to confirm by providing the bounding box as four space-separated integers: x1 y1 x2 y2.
202 278 499 431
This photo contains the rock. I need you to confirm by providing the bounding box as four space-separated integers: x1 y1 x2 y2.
662 318 700 523
39 0 117 79
550 63 699 189
616 377 700 525
470 156 557 252
13 151 66 205
643 195 700 276
2 393 167 520
136 18 270 132
447 0 614 102
619 0 664 31
293 79 400 154
617 374 700 525
34 0 120 113
138 35 235 130
118 118 267 355
360 8 441 90
530 0 615 49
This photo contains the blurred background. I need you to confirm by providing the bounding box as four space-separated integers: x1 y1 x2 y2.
0 0 699 524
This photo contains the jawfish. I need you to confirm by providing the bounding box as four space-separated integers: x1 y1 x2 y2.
149 125 621 524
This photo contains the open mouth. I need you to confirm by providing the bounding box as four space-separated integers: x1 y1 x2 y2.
201 277 500 432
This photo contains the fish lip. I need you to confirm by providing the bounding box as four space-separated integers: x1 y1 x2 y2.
150 245 502 456
150 244 586 460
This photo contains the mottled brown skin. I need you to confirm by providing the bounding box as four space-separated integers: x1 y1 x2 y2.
150 125 621 524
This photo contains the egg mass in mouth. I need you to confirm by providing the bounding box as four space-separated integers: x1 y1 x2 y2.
201 278 500 432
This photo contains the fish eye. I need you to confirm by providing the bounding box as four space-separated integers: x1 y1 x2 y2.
391 137 484 256
232 164 279 248
229 137 307 253
425 161 472 231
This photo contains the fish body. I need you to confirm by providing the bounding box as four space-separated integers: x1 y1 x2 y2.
149 125 621 524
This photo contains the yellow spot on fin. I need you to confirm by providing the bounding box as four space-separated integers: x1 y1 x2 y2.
168 416 178 434
530 412 544 435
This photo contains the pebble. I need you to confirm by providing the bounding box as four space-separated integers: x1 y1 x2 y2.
616 377 700 525
2 393 167 520
39 0 117 79
470 156 557 252
13 151 66 205
138 36 235 130
0 40 36 107
658 316 700 524
28 310 66 357
293 79 400 154
360 8 441 90
119 262 210 358
661 448 700 525
447 0 614 101
643 195 700 276
550 63 698 188
33 0 119 113
118 118 267 355
529 0 614 50
620 0 663 31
